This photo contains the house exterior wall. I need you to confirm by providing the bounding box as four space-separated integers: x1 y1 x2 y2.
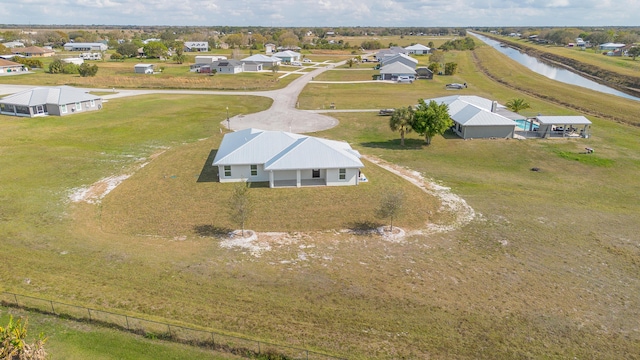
134 65 154 74
326 168 359 186
218 164 270 182
460 125 515 139
0 65 26 74
243 63 262 72
216 65 243 74
299 169 326 180
0 98 101 117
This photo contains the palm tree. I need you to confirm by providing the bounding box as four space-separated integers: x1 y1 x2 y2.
506 98 531 113
389 106 414 146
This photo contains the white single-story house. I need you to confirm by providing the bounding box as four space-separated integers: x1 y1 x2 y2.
194 55 227 64
61 57 84 65
535 116 591 138
405 44 431 55
211 60 244 74
134 63 155 74
213 128 364 188
184 41 209 52
272 50 301 62
241 54 281 67
427 95 519 139
2 41 24 48
63 42 108 52
599 43 626 51
0 58 27 74
379 53 418 69
0 86 103 117
379 62 417 80
265 43 276 54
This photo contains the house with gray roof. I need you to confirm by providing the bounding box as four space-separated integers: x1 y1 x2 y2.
0 86 103 117
375 46 408 61
272 50 301 62
184 41 209 52
213 128 364 188
379 62 417 80
379 53 418 69
241 54 282 67
427 95 518 139
211 59 244 74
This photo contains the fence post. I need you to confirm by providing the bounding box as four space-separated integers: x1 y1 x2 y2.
306 350 309 360
167 324 172 338
13 293 19 307
257 341 261 354
125 315 130 330
50 300 55 314
211 332 215 348
87 308 92 322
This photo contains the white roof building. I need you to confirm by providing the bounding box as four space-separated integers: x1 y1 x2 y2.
272 50 301 62
213 128 363 188
241 54 282 66
404 44 431 54
0 86 103 117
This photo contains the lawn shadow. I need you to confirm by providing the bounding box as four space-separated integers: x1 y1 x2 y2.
193 224 233 238
197 149 218 183
441 129 460 139
346 220 383 236
360 138 425 150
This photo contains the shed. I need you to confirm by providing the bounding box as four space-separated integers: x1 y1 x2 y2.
134 64 154 74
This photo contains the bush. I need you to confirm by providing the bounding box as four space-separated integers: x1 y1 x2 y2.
0 316 47 359
48 59 64 74
444 62 458 75
110 52 123 61
78 63 98 77
62 63 79 74
11 57 43 69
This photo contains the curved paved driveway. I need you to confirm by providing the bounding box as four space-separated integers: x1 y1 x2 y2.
0 62 346 134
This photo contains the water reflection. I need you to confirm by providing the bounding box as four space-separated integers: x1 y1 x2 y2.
469 32 640 102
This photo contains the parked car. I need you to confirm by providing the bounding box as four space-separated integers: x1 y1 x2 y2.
378 109 395 116
397 76 414 83
303 58 312 63
291 61 302 66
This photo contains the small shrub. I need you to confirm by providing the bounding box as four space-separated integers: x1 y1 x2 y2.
78 63 98 77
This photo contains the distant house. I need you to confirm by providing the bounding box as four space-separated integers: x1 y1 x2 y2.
2 41 24 48
11 46 55 57
415 67 434 79
241 54 281 67
213 128 364 188
242 62 263 72
374 46 408 61
379 53 418 69
379 62 417 81
134 63 155 74
0 86 103 117
194 55 227 64
184 41 209 52
599 43 626 51
63 43 108 52
405 44 431 55
211 60 244 74
272 50 301 62
264 43 276 55
426 95 519 139
0 58 27 74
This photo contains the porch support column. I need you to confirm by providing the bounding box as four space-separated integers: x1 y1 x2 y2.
296 170 301 188
269 171 274 188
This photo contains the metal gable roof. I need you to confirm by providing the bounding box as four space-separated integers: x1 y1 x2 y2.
0 86 100 106
379 62 417 74
405 44 430 51
427 95 516 127
213 129 362 170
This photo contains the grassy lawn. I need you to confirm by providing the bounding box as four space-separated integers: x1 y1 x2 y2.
0 307 238 360
1 42 640 359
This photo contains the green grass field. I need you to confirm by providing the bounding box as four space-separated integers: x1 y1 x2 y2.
1 41 640 359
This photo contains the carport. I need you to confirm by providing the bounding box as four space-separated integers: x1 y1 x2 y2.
536 116 592 138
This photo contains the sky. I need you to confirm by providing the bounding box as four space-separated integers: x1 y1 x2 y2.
2 0 639 27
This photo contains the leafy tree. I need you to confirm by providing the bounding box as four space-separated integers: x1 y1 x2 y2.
444 62 458 75
173 54 186 64
225 33 244 48
1 316 47 360
271 64 280 75
143 41 168 58
346 59 354 68
117 42 139 58
0 43 11 55
361 40 383 50
628 47 640 60
429 50 445 64
78 63 98 77
428 62 441 74
412 99 452 145
62 63 79 74
11 57 43 69
48 59 64 74
505 98 531 113
376 189 405 232
389 106 414 146
110 52 123 61
427 41 435 48
229 180 252 237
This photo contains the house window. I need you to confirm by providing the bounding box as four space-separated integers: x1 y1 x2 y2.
75 102 81 111
224 166 231 177
312 169 320 178
250 165 257 176
90 100 95 107
60 104 67 113
339 168 346 180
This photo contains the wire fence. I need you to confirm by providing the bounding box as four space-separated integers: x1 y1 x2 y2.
0 291 345 360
